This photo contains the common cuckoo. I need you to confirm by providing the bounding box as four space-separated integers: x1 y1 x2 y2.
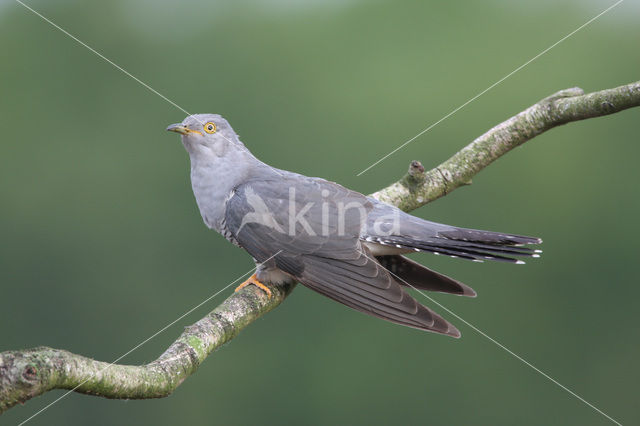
167 114 541 337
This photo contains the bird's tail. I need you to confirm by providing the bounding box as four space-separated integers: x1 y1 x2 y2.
375 226 542 264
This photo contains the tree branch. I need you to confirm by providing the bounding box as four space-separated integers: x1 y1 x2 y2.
1 281 296 413
2 80 639 415
371 81 640 211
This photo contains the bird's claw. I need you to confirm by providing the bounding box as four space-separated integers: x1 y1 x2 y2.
235 273 273 299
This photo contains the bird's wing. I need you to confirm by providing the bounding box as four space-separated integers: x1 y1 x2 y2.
224 176 459 336
298 248 460 336
225 175 370 272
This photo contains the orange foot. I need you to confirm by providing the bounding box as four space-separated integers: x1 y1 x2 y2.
235 273 272 299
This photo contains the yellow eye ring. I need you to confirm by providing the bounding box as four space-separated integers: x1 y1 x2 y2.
203 122 217 134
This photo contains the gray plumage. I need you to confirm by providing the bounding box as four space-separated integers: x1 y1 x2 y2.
168 114 542 338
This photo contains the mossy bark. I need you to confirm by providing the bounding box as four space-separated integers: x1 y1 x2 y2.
0 281 295 412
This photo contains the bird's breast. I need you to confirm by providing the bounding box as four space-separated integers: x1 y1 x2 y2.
190 165 232 232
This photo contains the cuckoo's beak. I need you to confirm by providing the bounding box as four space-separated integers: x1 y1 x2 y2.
166 123 203 136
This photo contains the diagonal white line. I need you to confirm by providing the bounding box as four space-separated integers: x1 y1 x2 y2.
10 10 290 422
18 251 282 425
411 291 622 425
14 0 191 117
10 11 285 423
14 0 283 173
356 248 622 425
356 0 625 176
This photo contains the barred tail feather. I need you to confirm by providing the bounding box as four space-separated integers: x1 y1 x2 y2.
369 227 542 264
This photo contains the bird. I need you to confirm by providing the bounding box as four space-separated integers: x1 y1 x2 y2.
167 114 542 338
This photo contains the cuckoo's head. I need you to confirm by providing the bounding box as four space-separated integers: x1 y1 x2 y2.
166 113 245 157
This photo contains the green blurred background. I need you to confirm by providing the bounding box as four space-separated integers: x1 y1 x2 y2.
1 0 638 424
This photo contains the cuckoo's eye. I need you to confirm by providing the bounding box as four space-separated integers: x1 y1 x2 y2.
203 122 217 134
